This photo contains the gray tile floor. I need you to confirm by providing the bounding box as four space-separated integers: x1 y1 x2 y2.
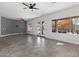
0 34 79 57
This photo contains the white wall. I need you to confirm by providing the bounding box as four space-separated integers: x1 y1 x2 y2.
27 5 79 45
0 16 1 37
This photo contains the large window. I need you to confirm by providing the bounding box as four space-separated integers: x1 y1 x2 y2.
52 16 79 34
57 18 72 33
72 18 79 34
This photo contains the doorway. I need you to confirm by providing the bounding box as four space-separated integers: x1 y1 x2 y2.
37 21 45 36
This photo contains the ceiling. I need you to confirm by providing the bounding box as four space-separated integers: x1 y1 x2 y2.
0 2 79 20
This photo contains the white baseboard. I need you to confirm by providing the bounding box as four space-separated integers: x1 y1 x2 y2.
0 33 25 37
27 33 79 45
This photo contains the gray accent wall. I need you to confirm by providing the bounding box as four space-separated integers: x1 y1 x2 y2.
1 17 26 35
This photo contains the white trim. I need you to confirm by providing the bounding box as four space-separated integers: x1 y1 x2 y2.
27 33 79 45
0 33 25 37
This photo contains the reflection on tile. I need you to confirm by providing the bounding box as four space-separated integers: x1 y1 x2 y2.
36 37 45 48
27 36 33 43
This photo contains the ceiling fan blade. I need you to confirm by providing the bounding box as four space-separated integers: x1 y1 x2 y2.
22 3 29 7
33 8 39 10
32 3 36 7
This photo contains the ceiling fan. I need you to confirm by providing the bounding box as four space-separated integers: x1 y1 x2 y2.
22 3 39 11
